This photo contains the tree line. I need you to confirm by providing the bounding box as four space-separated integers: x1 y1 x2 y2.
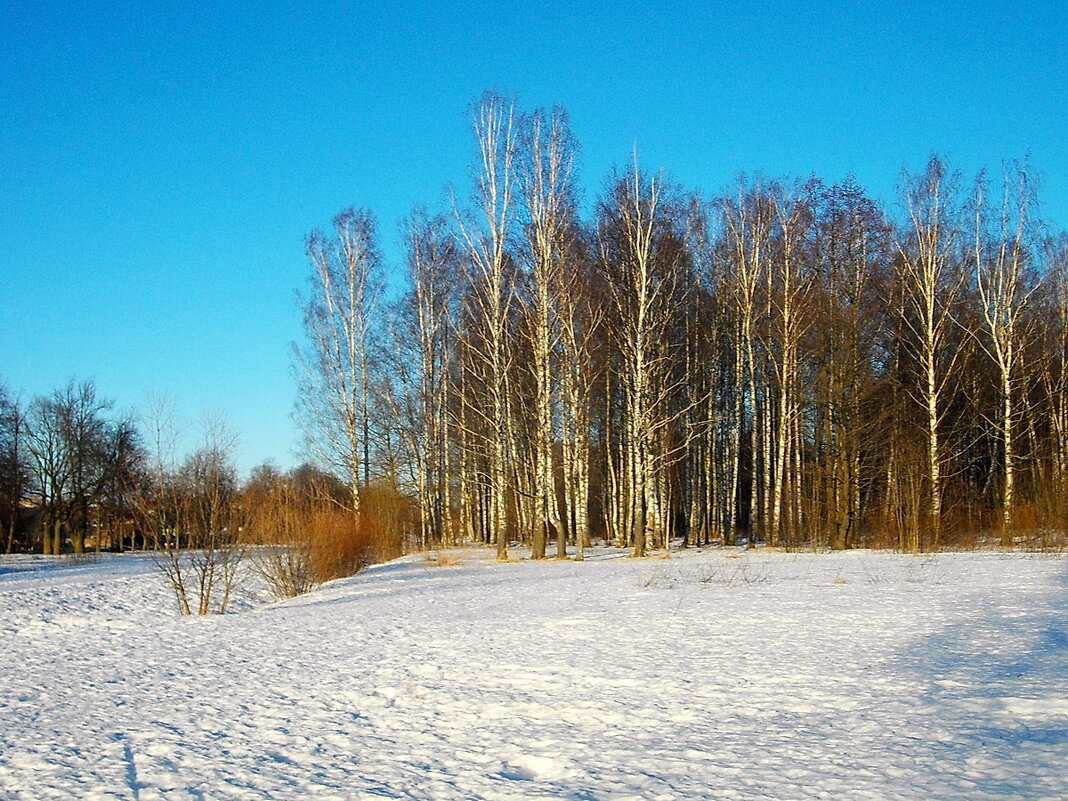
0 380 405 610
296 91 1068 557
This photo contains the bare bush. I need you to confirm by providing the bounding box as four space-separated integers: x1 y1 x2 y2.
243 467 411 601
133 407 245 615
641 558 773 589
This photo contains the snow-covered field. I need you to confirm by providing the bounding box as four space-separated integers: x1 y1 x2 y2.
1 546 1066 800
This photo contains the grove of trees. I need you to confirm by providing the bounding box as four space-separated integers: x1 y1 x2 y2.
296 91 1068 557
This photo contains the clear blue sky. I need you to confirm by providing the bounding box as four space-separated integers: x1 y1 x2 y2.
3 1 1066 474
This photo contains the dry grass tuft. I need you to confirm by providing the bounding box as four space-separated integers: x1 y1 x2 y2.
424 551 464 568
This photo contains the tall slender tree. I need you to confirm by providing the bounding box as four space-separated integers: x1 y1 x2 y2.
896 156 966 548
295 208 384 514
598 160 688 556
453 91 519 560
972 162 1039 540
518 104 578 558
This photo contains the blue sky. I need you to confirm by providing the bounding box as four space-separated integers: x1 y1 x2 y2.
3 1 1066 474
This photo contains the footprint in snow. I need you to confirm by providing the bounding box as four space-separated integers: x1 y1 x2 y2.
499 755 570 781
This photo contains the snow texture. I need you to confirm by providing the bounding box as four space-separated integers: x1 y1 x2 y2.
1 546 1066 800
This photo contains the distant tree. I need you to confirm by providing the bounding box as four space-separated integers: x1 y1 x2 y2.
243 462 316 599
98 416 143 551
26 392 71 554
289 461 349 504
54 380 114 554
0 385 30 552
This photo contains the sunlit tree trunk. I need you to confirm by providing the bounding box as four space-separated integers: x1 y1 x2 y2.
556 251 598 560
396 210 457 548
766 183 811 546
598 161 692 556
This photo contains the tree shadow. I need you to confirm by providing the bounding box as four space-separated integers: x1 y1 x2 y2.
892 558 1068 798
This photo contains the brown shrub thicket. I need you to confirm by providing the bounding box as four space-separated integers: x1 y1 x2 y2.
244 467 412 600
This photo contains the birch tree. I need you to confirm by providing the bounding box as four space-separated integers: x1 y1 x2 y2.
1040 235 1068 508
453 91 519 559
518 105 578 558
395 209 457 547
554 233 602 560
765 181 814 546
721 180 775 542
896 156 966 547
295 207 383 513
972 163 1039 540
598 161 688 556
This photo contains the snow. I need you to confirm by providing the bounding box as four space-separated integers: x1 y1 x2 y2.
1 546 1066 800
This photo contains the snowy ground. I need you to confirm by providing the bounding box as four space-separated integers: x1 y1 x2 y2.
0 546 1066 800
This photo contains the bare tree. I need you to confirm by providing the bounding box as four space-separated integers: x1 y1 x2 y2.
452 90 519 560
764 181 815 546
390 209 457 548
684 204 732 546
26 395 69 554
810 179 889 549
896 156 966 548
244 463 316 599
972 162 1040 540
132 394 195 613
555 235 600 560
295 207 384 513
0 385 29 553
142 413 244 616
721 179 775 543
518 104 578 557
598 160 689 556
1039 235 1068 520
177 415 243 614
55 380 112 554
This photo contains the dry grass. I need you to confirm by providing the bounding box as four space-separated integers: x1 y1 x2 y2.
423 551 464 568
